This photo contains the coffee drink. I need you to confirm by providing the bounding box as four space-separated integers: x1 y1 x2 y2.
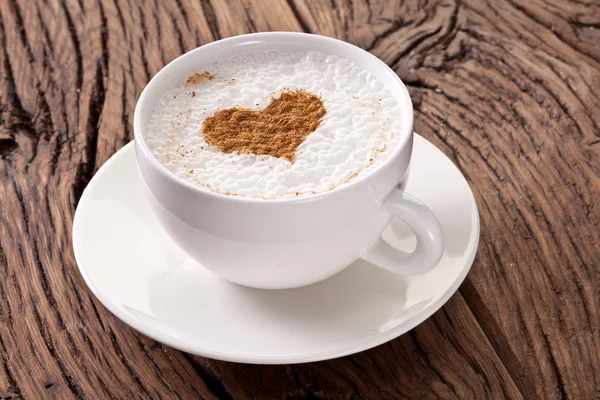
146 50 405 199
136 34 444 289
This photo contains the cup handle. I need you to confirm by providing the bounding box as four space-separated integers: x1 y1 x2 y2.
361 187 444 275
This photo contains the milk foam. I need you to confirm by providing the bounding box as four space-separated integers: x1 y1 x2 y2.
145 50 404 199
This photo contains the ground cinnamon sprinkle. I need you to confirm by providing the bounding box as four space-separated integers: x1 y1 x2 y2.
185 71 216 87
201 90 326 161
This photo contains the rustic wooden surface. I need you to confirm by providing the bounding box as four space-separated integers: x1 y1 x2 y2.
0 0 598 398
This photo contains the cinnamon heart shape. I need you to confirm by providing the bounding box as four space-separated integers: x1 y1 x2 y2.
202 90 326 162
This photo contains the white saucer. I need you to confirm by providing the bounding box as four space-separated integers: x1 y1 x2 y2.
73 134 479 364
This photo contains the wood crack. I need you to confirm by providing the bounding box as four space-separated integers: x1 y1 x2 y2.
152 0 168 65
73 60 104 204
0 335 22 399
133 336 181 398
199 0 222 41
365 17 406 52
113 0 128 37
182 355 235 400
409 331 458 399
389 25 442 69
168 9 186 55
174 0 190 29
286 0 311 33
108 327 152 398
10 0 35 63
459 279 538 399
30 295 84 398
504 0 600 64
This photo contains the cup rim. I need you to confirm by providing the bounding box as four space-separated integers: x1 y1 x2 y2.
134 32 414 204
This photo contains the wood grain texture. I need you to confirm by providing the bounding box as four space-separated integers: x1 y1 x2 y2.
0 0 598 398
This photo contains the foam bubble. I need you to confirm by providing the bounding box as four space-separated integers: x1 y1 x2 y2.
146 50 404 199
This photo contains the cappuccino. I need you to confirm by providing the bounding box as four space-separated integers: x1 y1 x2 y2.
146 50 405 199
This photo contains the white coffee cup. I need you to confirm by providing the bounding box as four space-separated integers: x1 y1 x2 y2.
134 32 443 289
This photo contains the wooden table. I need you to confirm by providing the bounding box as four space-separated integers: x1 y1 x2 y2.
1 0 598 398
